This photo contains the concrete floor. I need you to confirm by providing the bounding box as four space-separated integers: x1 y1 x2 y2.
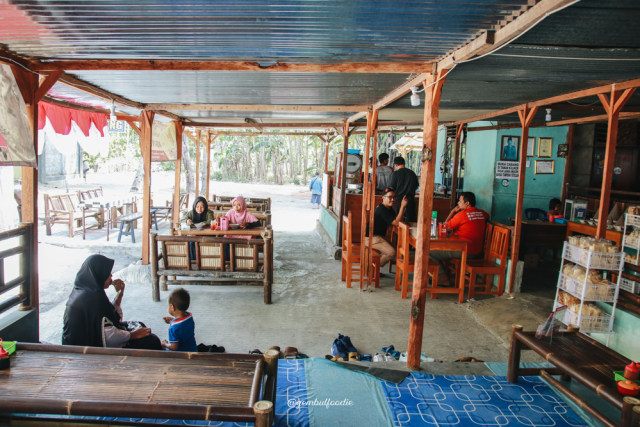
36 174 556 366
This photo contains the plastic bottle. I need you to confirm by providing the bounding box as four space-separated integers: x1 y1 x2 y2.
431 211 437 238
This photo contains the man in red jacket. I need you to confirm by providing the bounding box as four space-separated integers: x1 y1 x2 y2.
430 191 489 286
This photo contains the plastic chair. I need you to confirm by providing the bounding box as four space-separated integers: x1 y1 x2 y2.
464 225 511 300
524 208 547 221
341 211 380 289
395 222 438 299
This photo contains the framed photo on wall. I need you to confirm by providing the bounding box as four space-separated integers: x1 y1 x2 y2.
527 137 535 157
500 135 519 161
538 137 553 158
534 159 555 174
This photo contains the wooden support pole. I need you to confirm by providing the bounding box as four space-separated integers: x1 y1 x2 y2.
205 132 212 200
449 124 463 209
560 124 575 203
595 86 636 238
10 66 40 317
150 232 160 302
506 104 538 294
366 122 379 289
359 110 377 290
195 129 201 197
337 123 350 244
407 70 447 371
323 140 330 174
172 121 183 225
140 111 155 265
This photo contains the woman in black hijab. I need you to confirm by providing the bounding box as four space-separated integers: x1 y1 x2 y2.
62 254 162 350
183 196 214 227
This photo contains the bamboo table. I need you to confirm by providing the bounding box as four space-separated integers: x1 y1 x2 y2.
0 343 278 426
508 326 639 427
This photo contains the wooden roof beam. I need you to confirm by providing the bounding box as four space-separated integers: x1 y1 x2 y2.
183 120 422 129
454 77 640 125
32 60 429 74
146 103 369 113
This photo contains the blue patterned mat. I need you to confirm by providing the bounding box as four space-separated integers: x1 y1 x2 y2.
13 359 589 426
381 372 588 427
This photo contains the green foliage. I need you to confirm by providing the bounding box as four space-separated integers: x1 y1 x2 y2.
82 152 101 169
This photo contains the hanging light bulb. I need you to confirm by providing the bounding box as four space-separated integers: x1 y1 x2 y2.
110 101 117 121
545 108 552 122
410 86 421 107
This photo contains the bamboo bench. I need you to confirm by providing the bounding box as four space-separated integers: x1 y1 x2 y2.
43 192 101 237
151 229 274 304
0 343 278 426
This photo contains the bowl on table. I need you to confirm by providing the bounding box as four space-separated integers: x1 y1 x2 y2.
617 380 640 396
229 223 240 230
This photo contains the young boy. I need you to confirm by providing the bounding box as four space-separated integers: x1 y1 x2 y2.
162 288 197 352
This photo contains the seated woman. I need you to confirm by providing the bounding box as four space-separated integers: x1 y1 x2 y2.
62 254 162 350
183 196 215 228
225 196 261 236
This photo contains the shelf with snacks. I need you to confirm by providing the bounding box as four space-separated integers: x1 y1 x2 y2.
554 237 624 335
622 213 640 265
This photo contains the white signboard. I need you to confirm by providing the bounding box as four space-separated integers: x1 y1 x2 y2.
495 161 519 179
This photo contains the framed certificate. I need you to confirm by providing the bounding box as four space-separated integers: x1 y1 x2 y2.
538 137 553 158
534 159 555 174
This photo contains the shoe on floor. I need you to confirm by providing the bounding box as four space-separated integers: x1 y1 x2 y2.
209 345 225 353
383 353 396 362
249 349 263 355
373 353 385 362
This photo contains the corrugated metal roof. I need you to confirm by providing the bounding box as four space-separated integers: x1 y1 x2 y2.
2 0 640 125
1 0 529 61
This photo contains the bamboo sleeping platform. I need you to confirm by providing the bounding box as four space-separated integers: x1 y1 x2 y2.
0 343 278 426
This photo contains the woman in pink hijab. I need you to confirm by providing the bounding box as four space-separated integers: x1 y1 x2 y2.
225 196 261 234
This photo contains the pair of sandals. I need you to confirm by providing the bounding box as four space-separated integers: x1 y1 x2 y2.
327 352 359 362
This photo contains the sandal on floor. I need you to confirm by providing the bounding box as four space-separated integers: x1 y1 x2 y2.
330 355 344 361
284 346 299 359
348 352 359 361
249 349 263 355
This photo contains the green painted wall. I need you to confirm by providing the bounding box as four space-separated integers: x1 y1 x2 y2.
319 206 338 245
463 122 498 213
490 126 569 223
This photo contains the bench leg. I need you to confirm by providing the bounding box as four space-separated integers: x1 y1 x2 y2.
118 221 125 243
508 324 523 383
130 221 135 243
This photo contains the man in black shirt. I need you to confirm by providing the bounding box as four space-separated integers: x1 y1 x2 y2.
365 188 408 267
389 156 418 222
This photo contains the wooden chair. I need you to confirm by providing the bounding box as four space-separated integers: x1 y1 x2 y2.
464 225 510 300
395 222 438 299
447 222 494 284
341 211 380 289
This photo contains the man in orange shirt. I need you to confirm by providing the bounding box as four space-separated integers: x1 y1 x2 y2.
430 191 488 285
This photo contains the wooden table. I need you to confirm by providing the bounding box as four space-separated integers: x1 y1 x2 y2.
508 326 637 427
407 227 469 303
507 220 567 260
0 343 278 426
